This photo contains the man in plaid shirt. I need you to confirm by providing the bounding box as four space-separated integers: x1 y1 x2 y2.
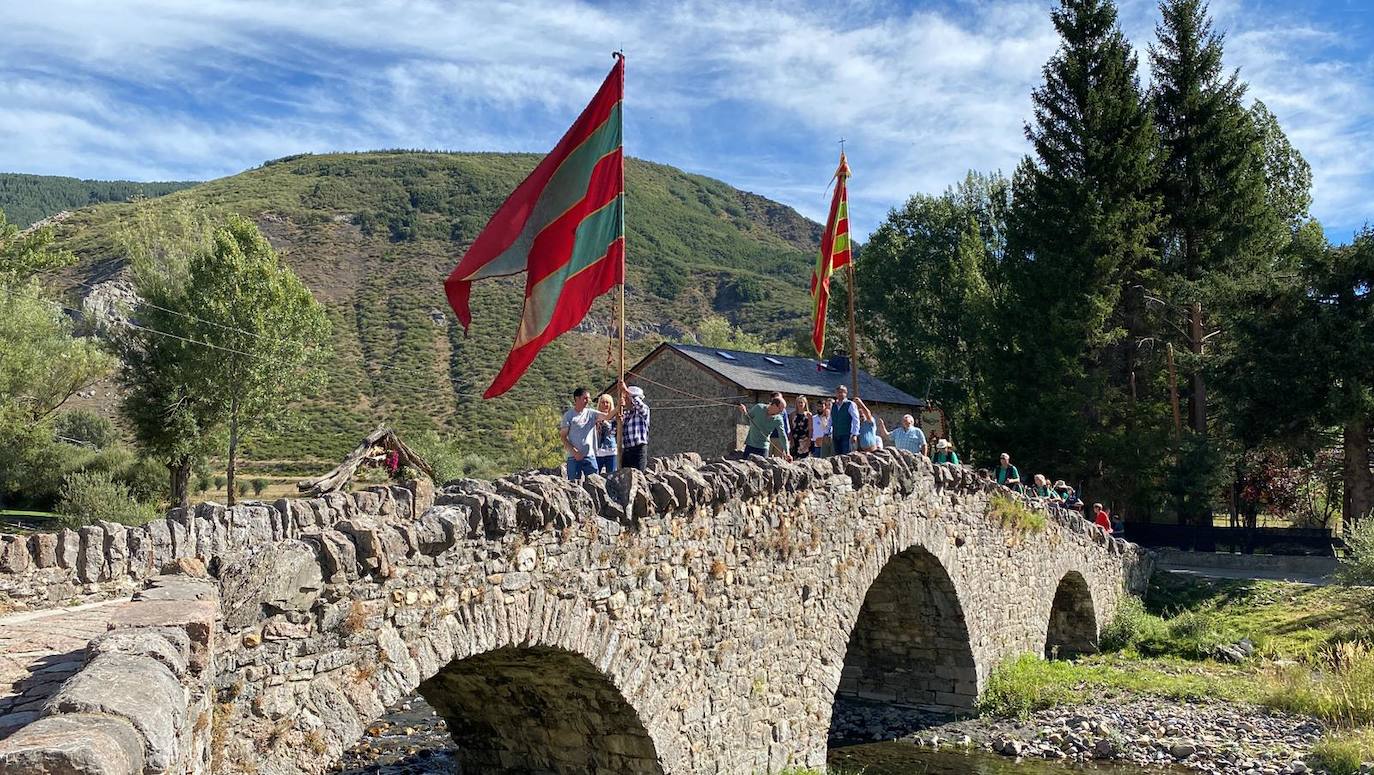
618 382 651 470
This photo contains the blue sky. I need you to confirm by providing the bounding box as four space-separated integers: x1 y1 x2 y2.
3 0 1370 242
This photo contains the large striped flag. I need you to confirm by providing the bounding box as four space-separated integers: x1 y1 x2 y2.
809 152 851 357
444 56 625 398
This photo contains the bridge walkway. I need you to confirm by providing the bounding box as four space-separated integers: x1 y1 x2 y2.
0 598 131 739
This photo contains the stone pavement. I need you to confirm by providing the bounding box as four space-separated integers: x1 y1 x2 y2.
0 598 131 739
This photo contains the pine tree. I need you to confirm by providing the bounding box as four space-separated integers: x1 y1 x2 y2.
1150 0 1281 522
993 0 1162 498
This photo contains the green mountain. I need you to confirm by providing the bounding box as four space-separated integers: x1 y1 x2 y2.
1 173 197 229
40 152 821 462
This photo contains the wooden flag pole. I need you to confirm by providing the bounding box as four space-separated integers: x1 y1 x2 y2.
840 143 859 399
616 51 628 470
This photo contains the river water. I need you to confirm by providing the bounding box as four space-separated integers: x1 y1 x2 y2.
332 698 1173 775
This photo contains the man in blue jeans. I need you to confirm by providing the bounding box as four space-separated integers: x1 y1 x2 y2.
829 384 860 455
560 387 601 480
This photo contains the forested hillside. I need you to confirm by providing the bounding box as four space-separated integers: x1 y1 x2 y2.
0 173 196 228
39 151 820 461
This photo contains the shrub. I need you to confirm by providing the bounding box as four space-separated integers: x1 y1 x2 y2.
1338 519 1374 587
1100 596 1168 653
55 470 158 526
196 474 211 493
988 494 1047 533
236 480 249 497
213 475 225 491
52 410 119 449
250 478 268 496
119 456 167 504
1311 727 1374 775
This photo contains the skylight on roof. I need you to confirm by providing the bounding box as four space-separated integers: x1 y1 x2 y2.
764 356 783 366
715 351 737 361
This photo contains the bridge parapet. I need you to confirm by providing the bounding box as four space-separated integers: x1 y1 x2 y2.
0 451 1151 775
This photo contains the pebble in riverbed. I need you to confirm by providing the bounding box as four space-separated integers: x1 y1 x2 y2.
837 697 1328 774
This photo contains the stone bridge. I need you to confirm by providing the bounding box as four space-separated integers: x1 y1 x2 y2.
0 450 1151 774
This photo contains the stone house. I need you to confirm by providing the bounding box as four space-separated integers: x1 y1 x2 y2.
616 343 944 458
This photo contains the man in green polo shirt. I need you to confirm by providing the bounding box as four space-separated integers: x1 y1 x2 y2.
737 393 792 460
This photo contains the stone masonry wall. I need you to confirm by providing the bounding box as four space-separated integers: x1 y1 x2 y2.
207 451 1149 775
0 484 430 614
630 353 742 458
0 451 1150 775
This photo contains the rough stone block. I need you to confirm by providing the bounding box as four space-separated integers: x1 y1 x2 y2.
99 521 128 579
28 532 57 569
43 653 186 771
76 525 108 583
87 629 189 679
0 713 145 774
107 598 218 674
219 540 322 630
0 535 29 574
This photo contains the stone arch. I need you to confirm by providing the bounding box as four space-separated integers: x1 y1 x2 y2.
299 593 678 775
418 645 664 774
831 544 978 727
1045 570 1098 659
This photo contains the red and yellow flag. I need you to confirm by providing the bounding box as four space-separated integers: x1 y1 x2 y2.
444 56 625 398
809 152 851 357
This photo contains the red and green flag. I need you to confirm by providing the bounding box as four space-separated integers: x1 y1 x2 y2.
809 152 851 357
444 56 625 398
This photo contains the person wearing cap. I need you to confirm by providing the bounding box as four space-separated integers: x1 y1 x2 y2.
1054 480 1082 511
995 453 1021 490
931 438 960 465
618 380 651 471
877 414 927 456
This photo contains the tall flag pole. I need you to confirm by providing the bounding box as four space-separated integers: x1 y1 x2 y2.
616 52 627 468
809 148 856 394
444 55 626 398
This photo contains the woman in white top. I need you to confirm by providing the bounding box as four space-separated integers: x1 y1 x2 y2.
811 398 832 458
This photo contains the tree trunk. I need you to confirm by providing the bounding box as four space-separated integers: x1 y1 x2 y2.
1188 301 1207 435
1343 415 1374 533
227 397 239 508
169 458 192 510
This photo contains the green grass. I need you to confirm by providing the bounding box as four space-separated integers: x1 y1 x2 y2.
981 572 1374 721
36 151 821 464
987 493 1047 533
1311 727 1374 775
978 652 1262 718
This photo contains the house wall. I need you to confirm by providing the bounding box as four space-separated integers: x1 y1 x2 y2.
630 350 942 459
629 353 743 458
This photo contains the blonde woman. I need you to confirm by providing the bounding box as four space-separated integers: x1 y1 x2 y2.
790 395 814 459
594 393 618 475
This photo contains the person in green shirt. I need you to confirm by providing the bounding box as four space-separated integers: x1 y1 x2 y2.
737 393 791 460
932 438 960 465
995 453 1021 489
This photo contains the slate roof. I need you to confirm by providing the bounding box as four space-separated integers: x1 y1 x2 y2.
656 344 924 407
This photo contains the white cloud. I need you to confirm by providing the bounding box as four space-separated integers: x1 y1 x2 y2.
0 0 1368 238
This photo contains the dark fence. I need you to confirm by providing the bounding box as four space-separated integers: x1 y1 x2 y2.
1122 522 1343 556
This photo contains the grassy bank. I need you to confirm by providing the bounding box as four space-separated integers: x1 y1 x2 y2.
981 572 1374 772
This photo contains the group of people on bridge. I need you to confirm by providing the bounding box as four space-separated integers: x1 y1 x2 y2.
994 452 1119 535
555 381 1118 536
